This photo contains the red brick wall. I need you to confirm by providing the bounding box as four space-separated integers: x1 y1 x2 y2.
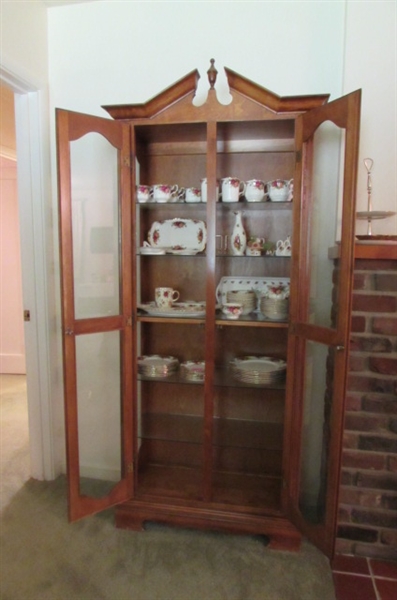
336 257 397 561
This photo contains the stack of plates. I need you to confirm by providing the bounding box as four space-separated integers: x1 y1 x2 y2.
230 356 286 385
138 355 179 378
260 297 289 321
180 361 205 382
226 290 257 315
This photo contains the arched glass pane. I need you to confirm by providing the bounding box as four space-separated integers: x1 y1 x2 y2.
70 132 120 319
307 122 345 329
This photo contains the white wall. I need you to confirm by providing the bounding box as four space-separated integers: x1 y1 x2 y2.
344 0 397 235
1 0 48 88
48 0 345 112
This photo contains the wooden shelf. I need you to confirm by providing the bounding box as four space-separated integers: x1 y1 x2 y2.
138 368 286 390
140 413 283 451
136 464 283 512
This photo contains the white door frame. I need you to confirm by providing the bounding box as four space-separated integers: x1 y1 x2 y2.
0 64 57 481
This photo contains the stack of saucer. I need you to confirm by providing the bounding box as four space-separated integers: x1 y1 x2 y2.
180 361 205 382
226 290 257 315
230 356 286 385
260 297 289 321
138 355 179 378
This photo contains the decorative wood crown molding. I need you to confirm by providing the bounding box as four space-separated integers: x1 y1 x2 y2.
102 59 330 121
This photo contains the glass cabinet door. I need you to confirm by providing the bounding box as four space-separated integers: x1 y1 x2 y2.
56 109 133 521
211 119 295 512
284 90 361 557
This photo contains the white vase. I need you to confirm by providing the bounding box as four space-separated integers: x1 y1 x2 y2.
231 211 247 256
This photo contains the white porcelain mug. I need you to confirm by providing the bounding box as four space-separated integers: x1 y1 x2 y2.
200 178 220 203
136 184 153 203
153 183 179 203
221 177 246 202
185 187 201 203
266 179 293 202
245 179 266 202
155 287 180 308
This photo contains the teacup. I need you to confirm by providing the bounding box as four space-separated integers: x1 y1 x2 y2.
221 177 246 203
153 183 179 203
185 187 201 203
245 179 266 202
266 179 293 202
221 302 243 320
136 184 153 203
155 287 180 308
201 178 220 203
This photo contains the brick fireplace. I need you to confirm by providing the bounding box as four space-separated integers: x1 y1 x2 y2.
335 243 397 561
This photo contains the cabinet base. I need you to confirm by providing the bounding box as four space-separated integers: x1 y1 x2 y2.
115 499 301 552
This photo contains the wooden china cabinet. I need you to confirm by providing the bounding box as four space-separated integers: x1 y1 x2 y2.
56 61 361 558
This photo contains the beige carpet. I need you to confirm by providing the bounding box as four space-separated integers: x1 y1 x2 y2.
0 374 336 600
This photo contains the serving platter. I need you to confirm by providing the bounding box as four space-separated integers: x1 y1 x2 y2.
147 218 207 253
138 301 206 318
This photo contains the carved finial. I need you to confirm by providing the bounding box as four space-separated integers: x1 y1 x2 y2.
207 59 218 89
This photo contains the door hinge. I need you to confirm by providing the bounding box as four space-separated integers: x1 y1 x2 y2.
126 315 133 326
123 155 131 168
295 150 302 163
127 462 134 474
65 328 74 336
23 309 31 322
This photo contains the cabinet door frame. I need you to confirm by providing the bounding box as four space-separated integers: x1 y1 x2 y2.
56 109 134 521
283 90 361 557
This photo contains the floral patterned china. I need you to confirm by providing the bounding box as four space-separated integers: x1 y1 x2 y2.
147 218 207 253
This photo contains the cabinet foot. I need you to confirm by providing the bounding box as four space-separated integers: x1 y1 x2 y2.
115 500 301 552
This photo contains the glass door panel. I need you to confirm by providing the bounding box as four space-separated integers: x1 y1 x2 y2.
76 331 122 497
70 133 120 319
212 323 287 511
298 340 334 523
286 90 361 557
56 109 133 521
306 123 344 329
135 316 205 501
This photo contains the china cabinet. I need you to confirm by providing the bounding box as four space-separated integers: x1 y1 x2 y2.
56 61 361 557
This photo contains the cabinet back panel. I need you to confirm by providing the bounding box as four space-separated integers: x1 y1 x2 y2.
215 327 288 365
139 322 205 361
217 152 295 183
138 257 207 303
214 388 284 421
